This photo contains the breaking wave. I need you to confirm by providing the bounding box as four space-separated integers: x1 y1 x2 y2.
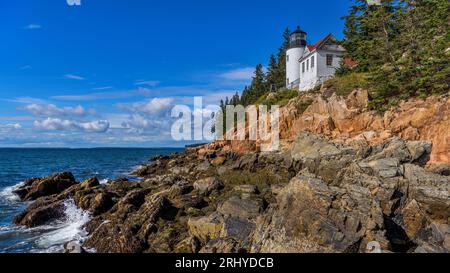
0 183 22 203
0 199 90 253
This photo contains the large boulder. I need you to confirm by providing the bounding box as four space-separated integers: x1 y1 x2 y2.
290 133 358 183
251 172 386 253
83 193 171 253
220 216 255 246
12 176 115 227
404 164 450 222
13 198 66 227
188 213 223 243
14 172 77 201
193 177 223 194
217 195 264 220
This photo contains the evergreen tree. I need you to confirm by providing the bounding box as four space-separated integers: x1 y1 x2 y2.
342 0 400 71
230 91 240 106
240 86 250 106
219 99 225 112
251 64 267 100
266 54 278 90
342 0 449 110
275 28 291 88
238 64 267 106
393 0 450 96
282 27 291 50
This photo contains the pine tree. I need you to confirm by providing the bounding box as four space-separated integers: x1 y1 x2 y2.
219 99 225 112
282 27 291 50
275 28 291 87
342 0 450 110
266 54 278 90
394 0 450 96
230 91 240 106
240 86 251 106
251 64 267 100
342 0 400 71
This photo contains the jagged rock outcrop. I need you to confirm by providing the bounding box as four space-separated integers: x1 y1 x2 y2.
279 90 449 166
13 172 76 201
11 132 450 253
192 91 448 167
14 176 121 227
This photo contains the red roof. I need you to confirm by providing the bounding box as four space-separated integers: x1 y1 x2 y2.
302 34 357 66
306 33 335 53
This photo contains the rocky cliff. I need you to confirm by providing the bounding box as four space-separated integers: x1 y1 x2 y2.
11 133 450 253
10 90 450 253
278 90 449 166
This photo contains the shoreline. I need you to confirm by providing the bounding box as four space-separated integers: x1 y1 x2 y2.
6 133 450 253
0 148 183 253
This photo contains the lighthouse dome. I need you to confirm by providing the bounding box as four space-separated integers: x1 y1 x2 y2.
289 26 307 48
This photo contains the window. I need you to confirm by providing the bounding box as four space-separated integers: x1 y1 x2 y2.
302 62 305 73
306 59 309 71
311 56 315 68
286 55 289 62
326 54 333 66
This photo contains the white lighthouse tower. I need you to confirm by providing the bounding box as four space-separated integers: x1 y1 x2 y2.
286 26 307 89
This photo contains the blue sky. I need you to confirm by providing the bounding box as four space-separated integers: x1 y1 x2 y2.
0 0 351 147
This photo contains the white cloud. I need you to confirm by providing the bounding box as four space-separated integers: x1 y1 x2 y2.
117 97 175 132
117 97 174 115
220 67 254 80
24 104 86 118
24 24 42 30
64 74 85 80
135 97 174 115
34 118 110 133
135 80 160 87
8 123 22 129
0 123 22 129
121 114 153 130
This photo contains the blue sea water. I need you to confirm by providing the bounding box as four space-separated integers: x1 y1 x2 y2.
0 148 183 253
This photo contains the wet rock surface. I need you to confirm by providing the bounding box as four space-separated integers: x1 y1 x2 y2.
11 132 450 253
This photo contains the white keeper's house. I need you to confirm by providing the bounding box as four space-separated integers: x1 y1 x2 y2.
285 26 355 91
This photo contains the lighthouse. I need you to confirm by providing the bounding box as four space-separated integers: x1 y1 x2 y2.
286 26 307 89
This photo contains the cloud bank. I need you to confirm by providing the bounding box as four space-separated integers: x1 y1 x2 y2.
34 118 110 133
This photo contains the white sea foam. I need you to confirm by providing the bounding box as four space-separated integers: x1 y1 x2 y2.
0 183 22 203
99 178 109 185
33 199 91 252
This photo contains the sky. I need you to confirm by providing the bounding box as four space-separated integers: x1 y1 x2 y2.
0 0 351 148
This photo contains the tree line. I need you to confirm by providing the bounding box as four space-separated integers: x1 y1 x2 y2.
342 0 449 110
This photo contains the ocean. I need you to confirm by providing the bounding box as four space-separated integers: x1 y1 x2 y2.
0 148 183 253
